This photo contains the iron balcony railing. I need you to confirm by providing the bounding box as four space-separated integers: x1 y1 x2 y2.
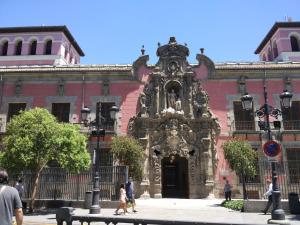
232 120 300 132
282 120 300 130
231 121 256 131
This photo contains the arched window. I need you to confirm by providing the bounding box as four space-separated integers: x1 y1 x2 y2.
15 40 22 55
30 40 37 55
290 36 299 51
268 48 273 61
64 48 68 59
273 41 278 58
45 40 52 55
1 41 8 56
262 54 266 61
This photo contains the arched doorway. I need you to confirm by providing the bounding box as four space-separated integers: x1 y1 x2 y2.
161 155 188 198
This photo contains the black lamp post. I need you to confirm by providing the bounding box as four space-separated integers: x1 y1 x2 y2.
241 76 292 222
81 104 118 214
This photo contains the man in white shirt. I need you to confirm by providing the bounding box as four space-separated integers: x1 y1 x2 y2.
262 179 273 214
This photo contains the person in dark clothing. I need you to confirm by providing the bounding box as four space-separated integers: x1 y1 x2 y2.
15 178 27 212
224 179 232 201
125 177 137 213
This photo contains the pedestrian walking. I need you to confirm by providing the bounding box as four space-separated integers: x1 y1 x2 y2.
224 179 232 201
126 176 137 213
115 183 128 215
15 178 27 213
0 168 23 225
262 179 273 214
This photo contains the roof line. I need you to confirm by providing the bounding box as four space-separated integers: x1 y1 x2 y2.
254 22 300 54
0 25 84 56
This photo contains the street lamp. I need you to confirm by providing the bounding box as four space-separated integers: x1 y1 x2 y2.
81 104 119 214
241 77 292 222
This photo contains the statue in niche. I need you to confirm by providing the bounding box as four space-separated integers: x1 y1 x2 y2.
139 92 148 117
168 89 177 109
15 79 22 96
102 81 110 96
193 86 209 118
58 79 65 96
175 98 181 111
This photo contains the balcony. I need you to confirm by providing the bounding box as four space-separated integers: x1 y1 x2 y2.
231 121 256 131
282 120 300 130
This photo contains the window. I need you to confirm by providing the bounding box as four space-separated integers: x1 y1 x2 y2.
262 54 266 61
99 148 113 166
286 148 300 183
15 41 22 55
30 40 37 55
52 103 70 122
290 36 299 52
273 41 278 58
282 101 300 130
1 41 8 56
64 48 68 59
96 102 115 130
267 48 273 61
45 40 52 55
7 103 26 122
233 101 255 130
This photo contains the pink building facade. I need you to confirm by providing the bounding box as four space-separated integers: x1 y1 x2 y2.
0 26 84 66
0 23 300 199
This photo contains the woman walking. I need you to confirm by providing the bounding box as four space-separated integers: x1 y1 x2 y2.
115 183 127 215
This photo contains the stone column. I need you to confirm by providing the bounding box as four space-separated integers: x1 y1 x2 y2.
203 138 215 198
139 134 150 199
151 156 162 198
188 156 198 198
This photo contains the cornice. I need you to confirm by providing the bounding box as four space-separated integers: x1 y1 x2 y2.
0 64 133 73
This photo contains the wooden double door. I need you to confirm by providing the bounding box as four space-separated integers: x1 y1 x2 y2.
161 155 188 198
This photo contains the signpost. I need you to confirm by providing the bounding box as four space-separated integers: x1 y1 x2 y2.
263 140 281 158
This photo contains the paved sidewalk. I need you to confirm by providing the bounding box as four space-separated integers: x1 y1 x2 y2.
23 198 300 225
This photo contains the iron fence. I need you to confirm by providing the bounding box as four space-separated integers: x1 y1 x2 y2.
9 166 128 201
243 160 300 199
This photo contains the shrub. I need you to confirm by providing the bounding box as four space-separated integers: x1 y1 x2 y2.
221 200 244 211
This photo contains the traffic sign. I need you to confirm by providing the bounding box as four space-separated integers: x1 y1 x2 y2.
263 140 281 157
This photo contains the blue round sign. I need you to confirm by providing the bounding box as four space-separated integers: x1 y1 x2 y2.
263 140 281 157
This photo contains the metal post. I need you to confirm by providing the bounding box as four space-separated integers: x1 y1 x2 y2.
90 104 101 214
263 72 286 221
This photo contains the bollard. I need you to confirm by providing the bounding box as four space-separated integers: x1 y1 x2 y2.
56 207 75 225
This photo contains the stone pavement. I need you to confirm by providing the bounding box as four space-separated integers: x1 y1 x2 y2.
23 198 300 225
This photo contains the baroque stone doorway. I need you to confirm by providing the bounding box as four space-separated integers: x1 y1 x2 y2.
162 155 188 198
128 37 220 198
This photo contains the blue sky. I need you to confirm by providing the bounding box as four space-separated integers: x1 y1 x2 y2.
1 0 300 64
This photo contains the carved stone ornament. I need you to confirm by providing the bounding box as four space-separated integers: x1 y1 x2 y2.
15 79 22 96
129 37 220 198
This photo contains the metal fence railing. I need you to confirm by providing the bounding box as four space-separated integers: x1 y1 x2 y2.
9 166 128 201
243 160 300 199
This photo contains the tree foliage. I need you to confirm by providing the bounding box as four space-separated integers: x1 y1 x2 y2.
0 108 91 211
110 136 144 181
222 138 257 178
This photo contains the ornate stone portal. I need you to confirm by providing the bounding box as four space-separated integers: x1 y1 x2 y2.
129 37 220 198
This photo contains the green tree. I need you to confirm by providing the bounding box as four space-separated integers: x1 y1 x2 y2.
222 138 257 200
110 136 144 181
0 108 91 212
